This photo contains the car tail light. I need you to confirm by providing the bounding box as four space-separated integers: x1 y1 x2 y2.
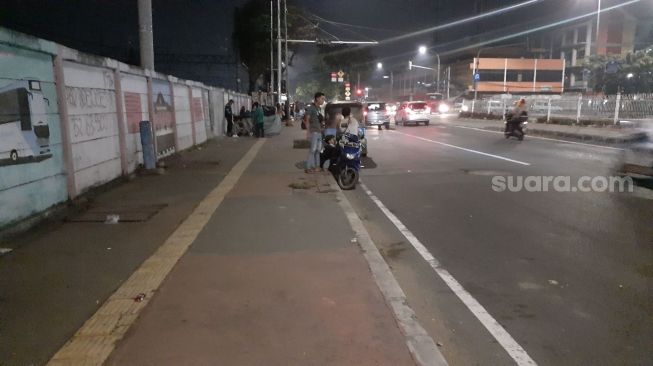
363 111 368 116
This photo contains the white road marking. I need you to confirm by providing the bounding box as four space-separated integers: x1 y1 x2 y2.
332 180 448 366
392 130 531 166
360 181 538 366
451 125 625 151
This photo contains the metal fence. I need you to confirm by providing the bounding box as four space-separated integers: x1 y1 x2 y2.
463 93 653 123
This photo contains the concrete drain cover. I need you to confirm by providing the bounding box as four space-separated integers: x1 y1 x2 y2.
68 203 168 223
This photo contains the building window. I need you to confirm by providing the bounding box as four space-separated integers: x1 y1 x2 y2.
566 30 575 44
538 70 564 82
577 27 587 44
577 47 586 60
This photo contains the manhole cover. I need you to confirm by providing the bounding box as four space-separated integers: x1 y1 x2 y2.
68 203 168 223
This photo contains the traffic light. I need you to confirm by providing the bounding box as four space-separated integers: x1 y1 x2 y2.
356 89 362 95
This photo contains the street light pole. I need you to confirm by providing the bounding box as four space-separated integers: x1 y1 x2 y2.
595 0 601 53
270 0 274 94
435 53 441 93
137 0 154 71
276 0 282 102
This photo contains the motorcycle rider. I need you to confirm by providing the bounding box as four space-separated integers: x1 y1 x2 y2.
339 106 361 137
505 98 527 138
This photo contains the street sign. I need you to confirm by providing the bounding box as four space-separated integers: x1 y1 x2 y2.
338 77 344 82
345 91 351 97
331 72 337 82
337 70 344 78
345 96 351 101
474 73 481 81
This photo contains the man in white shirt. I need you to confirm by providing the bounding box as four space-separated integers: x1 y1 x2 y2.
339 106 361 136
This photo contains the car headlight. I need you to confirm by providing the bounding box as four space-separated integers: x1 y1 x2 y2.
438 103 450 113
346 153 356 160
461 105 469 112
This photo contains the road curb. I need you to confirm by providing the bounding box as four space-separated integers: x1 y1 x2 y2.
475 124 641 144
453 117 648 144
330 180 449 366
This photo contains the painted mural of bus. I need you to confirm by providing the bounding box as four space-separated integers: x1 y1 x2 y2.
0 80 52 165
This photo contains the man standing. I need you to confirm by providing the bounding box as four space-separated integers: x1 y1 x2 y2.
304 92 325 173
225 99 235 137
252 102 265 138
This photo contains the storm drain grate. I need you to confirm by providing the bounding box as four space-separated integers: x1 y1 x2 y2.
67 203 168 223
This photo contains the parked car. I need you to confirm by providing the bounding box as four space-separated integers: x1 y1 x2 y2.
395 101 431 126
364 101 390 129
324 101 368 156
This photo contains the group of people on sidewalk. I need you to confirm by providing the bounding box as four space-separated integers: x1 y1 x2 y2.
303 91 361 174
224 99 266 138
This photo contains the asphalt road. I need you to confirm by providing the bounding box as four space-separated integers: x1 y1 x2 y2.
345 116 653 366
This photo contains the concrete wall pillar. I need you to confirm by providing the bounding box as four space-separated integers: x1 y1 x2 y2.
53 47 77 198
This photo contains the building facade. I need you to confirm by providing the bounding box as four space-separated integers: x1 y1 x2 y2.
547 12 638 91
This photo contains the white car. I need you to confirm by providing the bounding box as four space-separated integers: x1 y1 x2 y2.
395 101 431 126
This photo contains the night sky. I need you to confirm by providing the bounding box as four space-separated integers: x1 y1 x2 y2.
0 0 650 90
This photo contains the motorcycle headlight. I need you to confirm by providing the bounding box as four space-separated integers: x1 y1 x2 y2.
438 103 450 113
346 153 356 160
461 105 469 112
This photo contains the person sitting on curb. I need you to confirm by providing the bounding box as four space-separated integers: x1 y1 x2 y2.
320 135 339 171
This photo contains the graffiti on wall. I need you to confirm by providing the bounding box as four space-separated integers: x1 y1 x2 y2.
65 87 116 142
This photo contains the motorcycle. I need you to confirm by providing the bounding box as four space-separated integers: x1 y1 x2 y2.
331 132 361 190
504 111 528 140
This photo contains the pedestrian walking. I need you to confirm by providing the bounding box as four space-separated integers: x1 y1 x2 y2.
252 102 265 138
304 92 326 173
225 99 235 137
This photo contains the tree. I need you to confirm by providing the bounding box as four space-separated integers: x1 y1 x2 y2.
293 45 375 102
585 47 653 94
234 0 315 92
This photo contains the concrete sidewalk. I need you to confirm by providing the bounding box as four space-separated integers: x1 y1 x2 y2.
0 137 257 366
50 127 420 365
451 117 648 144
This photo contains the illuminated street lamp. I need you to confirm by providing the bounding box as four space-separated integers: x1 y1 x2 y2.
377 62 383 70
417 45 440 92
626 73 634 79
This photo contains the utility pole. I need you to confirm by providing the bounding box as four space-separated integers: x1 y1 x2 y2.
284 0 289 103
595 0 601 54
276 0 282 103
270 0 274 94
357 72 360 93
137 0 154 70
446 66 451 99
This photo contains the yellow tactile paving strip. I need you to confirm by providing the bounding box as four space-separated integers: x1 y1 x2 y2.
47 139 266 366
